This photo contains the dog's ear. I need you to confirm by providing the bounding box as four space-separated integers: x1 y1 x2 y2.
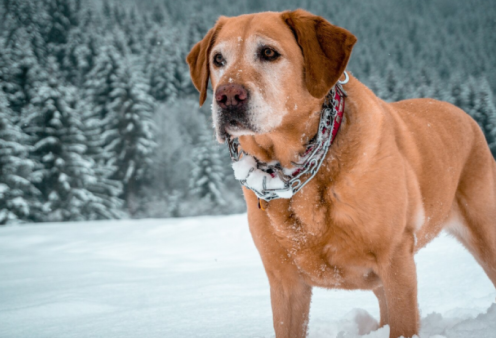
186 17 226 106
281 9 357 99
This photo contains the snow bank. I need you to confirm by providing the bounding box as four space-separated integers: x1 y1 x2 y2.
0 215 494 338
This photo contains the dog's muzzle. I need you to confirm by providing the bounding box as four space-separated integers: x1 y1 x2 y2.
215 83 254 140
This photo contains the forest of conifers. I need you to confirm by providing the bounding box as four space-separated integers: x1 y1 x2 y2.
0 0 495 223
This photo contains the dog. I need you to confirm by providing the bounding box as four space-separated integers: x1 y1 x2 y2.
186 9 496 338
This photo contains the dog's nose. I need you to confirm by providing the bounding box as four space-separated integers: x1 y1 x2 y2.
215 84 248 109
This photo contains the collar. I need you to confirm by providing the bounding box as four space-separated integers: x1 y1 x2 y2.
227 72 348 202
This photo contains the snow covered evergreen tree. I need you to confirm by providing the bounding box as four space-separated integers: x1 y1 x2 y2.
147 30 178 102
43 0 75 48
61 6 98 86
83 42 125 182
1 29 44 114
81 44 126 218
24 59 122 221
85 43 121 110
1 0 47 62
104 58 156 214
0 88 41 224
121 6 146 56
189 126 226 208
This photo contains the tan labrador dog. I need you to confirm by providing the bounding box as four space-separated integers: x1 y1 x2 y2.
186 9 496 338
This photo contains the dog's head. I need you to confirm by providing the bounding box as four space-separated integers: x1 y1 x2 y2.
187 10 356 143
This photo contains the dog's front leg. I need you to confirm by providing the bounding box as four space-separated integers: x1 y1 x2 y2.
247 202 312 337
268 271 312 338
378 237 419 338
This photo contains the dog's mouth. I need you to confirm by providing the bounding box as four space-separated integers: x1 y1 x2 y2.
218 121 254 142
217 112 256 142
226 119 254 135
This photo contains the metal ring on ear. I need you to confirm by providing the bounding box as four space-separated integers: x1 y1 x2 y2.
338 71 349 85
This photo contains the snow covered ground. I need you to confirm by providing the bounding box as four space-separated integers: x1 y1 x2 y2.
0 214 495 338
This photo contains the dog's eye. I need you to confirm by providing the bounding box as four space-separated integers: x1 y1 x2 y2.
260 47 280 61
213 53 225 67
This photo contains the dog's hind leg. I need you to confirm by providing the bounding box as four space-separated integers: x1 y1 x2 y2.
448 201 496 289
449 152 496 289
373 286 389 328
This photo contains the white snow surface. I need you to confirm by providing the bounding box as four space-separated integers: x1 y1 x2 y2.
0 214 495 338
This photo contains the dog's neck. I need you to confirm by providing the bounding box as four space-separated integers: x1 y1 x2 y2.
238 81 352 170
238 112 320 168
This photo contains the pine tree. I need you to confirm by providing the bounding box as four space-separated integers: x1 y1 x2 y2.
0 37 7 84
0 89 41 224
189 126 226 207
121 6 145 55
147 29 178 102
43 0 80 64
2 29 44 114
104 57 156 214
81 43 126 216
24 58 122 221
1 0 47 62
61 6 98 86
84 44 122 124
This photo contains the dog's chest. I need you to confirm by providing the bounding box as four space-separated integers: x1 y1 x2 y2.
267 200 379 290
